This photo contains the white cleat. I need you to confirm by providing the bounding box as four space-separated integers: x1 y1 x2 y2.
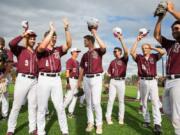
85 123 94 132
119 119 124 125
106 117 113 125
96 125 103 134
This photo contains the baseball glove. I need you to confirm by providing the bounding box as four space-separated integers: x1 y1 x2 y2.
74 88 84 97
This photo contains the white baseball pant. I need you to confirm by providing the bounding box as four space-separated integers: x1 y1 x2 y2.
64 78 78 114
0 92 9 117
139 79 162 125
84 75 103 126
7 73 37 133
106 79 125 121
37 73 68 135
163 78 180 135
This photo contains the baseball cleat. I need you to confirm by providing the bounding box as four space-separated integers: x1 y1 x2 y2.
67 113 74 119
154 124 162 135
106 117 113 125
96 125 102 134
118 119 124 125
85 123 94 132
142 122 150 128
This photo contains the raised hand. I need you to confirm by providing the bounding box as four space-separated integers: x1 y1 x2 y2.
62 18 69 29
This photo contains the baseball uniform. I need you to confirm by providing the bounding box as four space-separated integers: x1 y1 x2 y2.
0 68 9 118
64 58 79 114
36 46 68 135
160 36 180 135
106 56 128 122
0 48 13 119
135 53 162 126
80 48 106 126
7 35 38 133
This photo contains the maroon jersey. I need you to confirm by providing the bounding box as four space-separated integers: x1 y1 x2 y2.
108 56 128 78
9 35 38 76
161 36 180 75
135 54 159 77
36 46 67 73
80 48 106 74
66 58 79 78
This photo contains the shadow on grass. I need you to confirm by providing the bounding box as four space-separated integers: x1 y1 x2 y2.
74 102 88 135
101 101 153 135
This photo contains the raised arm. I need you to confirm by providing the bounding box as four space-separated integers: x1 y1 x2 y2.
130 35 143 60
154 14 166 44
37 22 55 53
91 29 106 49
116 33 128 58
167 1 180 20
151 46 166 59
62 18 72 52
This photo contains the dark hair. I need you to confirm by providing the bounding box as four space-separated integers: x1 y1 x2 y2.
83 35 95 44
171 20 180 29
0 37 5 46
44 30 57 38
114 47 122 52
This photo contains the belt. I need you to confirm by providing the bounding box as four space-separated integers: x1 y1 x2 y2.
112 77 125 80
140 77 155 80
85 73 101 78
70 77 78 79
166 74 180 80
21 74 36 79
40 72 59 77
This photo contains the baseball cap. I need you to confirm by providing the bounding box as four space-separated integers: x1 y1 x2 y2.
27 30 37 37
70 48 81 53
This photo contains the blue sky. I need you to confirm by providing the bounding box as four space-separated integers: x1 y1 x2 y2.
0 0 179 77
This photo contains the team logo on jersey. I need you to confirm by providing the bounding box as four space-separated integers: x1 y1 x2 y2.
142 64 146 71
149 57 155 64
54 51 60 59
117 60 122 65
173 43 180 53
85 62 88 67
92 51 98 59
73 68 77 72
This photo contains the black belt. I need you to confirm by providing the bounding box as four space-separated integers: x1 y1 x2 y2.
112 77 125 80
85 73 101 78
40 72 59 77
70 77 78 79
166 74 180 80
21 74 36 79
140 77 155 80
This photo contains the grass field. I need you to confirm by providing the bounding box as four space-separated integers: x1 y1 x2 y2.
0 85 174 135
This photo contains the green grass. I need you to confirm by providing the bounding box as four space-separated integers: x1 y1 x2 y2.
0 84 174 135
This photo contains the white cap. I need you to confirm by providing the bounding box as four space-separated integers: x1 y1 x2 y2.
87 18 99 27
113 27 122 37
21 20 28 29
139 28 150 36
70 48 81 53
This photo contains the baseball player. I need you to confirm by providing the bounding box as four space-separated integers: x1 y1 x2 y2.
64 47 81 118
105 32 129 125
0 37 13 120
130 33 165 134
77 30 106 134
154 10 180 135
36 19 71 135
6 29 38 135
